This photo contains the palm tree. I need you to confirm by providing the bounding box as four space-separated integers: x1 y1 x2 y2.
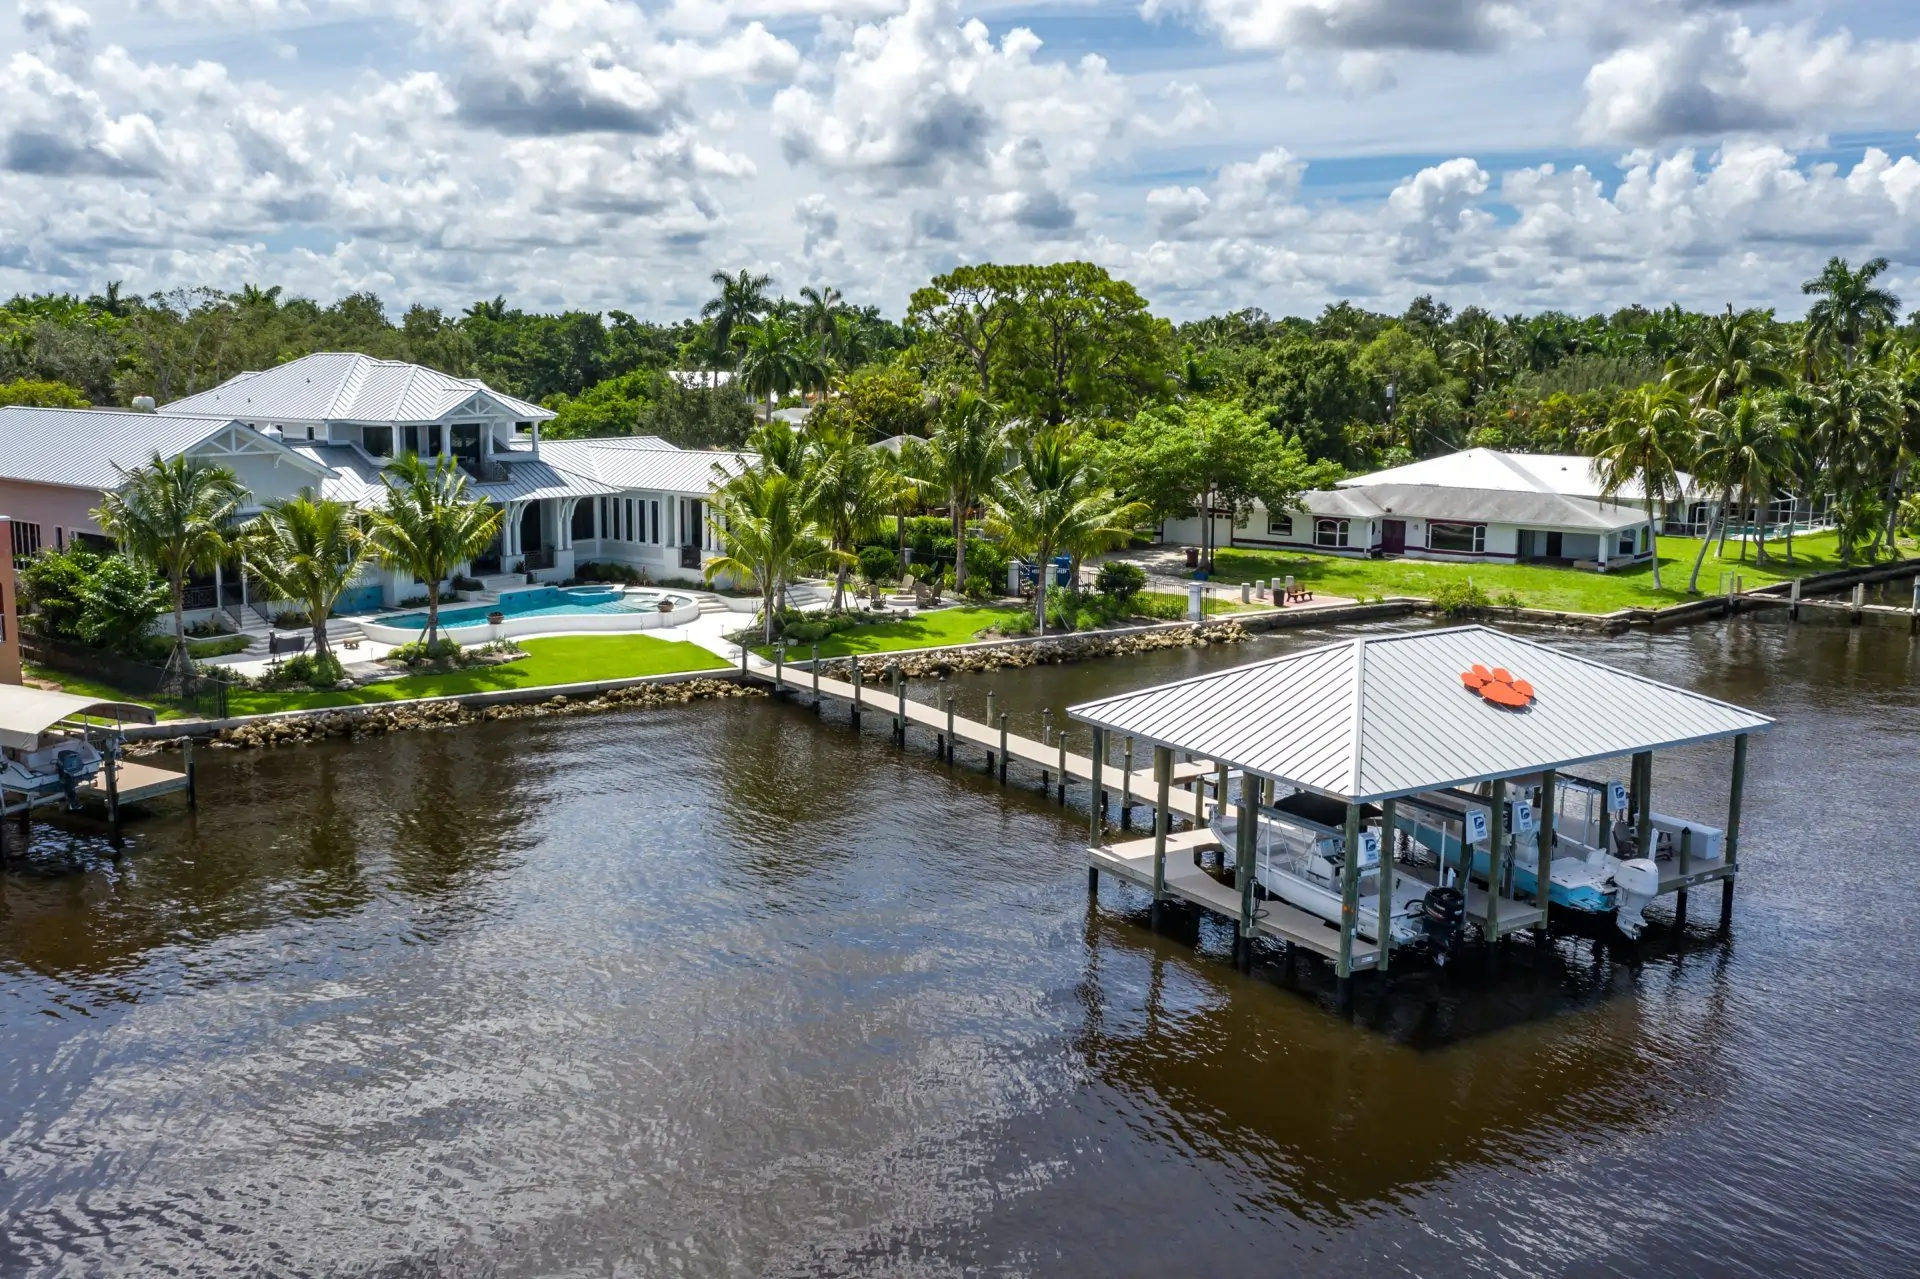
1802 256 1901 368
987 429 1145 634
243 493 373 663
705 467 846 644
701 268 773 362
1667 305 1786 409
368 454 503 646
915 390 1008 591
92 452 247 666
1687 395 1788 588
1805 365 1900 563
798 285 844 341
1589 385 1693 591
736 317 828 420
804 424 892 609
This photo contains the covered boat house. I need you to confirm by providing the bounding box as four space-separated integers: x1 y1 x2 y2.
1070 626 1771 993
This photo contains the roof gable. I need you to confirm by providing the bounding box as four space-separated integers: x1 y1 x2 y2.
1339 449 1695 502
1070 626 1770 802
0 406 252 490
157 353 552 425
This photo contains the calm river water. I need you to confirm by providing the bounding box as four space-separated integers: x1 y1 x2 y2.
3 616 1918 1277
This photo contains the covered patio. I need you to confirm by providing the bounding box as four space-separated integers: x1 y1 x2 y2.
1071 625 1771 995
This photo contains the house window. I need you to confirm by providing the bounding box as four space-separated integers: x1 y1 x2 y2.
1428 522 1486 554
402 426 420 456
1267 512 1293 537
1314 519 1349 549
650 500 661 544
626 500 636 542
571 502 593 541
9 521 42 559
1619 531 1636 557
363 426 394 457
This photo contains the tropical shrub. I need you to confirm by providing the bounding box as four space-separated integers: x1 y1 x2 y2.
1095 561 1146 600
1136 594 1188 621
962 538 1009 589
1432 580 1492 616
275 651 345 689
961 574 996 602
857 544 898 583
388 637 463 666
16 546 167 654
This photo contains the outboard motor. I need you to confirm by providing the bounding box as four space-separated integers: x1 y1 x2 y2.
55 748 86 810
1612 858 1660 938
1420 887 1466 965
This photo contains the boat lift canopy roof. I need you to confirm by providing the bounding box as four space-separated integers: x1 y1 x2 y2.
0 686 157 751
1068 625 1772 804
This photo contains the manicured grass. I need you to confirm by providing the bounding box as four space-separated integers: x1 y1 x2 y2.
1137 589 1255 617
753 605 1034 658
21 663 190 720
1212 531 1873 615
227 634 729 716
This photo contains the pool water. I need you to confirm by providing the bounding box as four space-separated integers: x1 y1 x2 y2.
376 585 672 630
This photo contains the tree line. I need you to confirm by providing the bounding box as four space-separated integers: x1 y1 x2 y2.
7 255 1920 573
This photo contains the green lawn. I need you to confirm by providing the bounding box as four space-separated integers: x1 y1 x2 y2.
228 634 729 716
22 663 190 720
754 605 1035 658
1212 531 1871 615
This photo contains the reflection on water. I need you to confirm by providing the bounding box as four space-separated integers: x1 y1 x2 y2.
2 619 1919 1276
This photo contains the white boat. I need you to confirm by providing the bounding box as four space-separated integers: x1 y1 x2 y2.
0 735 103 801
1210 803 1431 951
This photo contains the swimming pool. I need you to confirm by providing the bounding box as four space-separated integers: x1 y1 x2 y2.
359 585 700 644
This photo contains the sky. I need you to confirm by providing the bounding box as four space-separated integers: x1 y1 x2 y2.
4 0 1920 322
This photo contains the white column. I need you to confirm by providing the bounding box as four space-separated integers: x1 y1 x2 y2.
666 496 677 547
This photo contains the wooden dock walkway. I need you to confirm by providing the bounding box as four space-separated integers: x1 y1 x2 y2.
764 662 1213 796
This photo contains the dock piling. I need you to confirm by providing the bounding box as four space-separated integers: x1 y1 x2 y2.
184 737 197 810
1089 728 1106 848
1151 746 1172 926
1378 797 1397 974
1632 751 1653 865
774 643 785 692
944 692 956 763
892 663 905 745
1056 732 1068 803
850 660 863 728
998 713 1009 782
1487 778 1507 938
1236 771 1258 970
1724 733 1747 923
1120 736 1134 830
1336 802 1361 981
1536 768 1555 936
1790 576 1802 620
103 742 121 842
812 644 821 710
1676 826 1692 927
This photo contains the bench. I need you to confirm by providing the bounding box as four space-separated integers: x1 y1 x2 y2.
268 632 310 661
1286 587 1314 605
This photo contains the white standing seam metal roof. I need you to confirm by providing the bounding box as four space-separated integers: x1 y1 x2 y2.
0 406 254 490
159 353 552 424
1337 448 1696 504
1069 626 1771 803
539 438 750 495
1298 483 1649 532
0 687 156 752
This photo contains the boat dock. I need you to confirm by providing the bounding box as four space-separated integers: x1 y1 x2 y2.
1071 625 1768 998
1 686 195 849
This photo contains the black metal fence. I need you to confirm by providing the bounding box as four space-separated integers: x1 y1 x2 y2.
22 636 230 720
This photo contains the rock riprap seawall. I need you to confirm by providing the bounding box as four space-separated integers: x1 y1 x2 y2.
821 619 1251 682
